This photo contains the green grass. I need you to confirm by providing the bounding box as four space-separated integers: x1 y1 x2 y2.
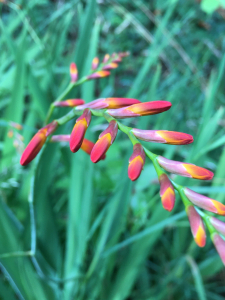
1 0 225 299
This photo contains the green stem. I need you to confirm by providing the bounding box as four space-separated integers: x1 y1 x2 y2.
45 78 88 125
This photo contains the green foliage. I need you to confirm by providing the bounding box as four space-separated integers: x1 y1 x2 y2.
1 0 225 299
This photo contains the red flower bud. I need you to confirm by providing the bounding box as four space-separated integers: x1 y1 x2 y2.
70 109 91 153
128 144 145 181
90 120 118 163
54 99 85 107
20 121 58 166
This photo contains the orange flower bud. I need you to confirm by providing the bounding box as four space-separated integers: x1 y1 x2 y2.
128 144 145 181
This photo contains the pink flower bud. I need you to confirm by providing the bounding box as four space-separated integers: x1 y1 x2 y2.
212 233 225 265
107 101 172 119
210 217 225 235
70 63 78 82
132 129 193 145
184 188 225 215
157 156 214 180
103 54 110 63
102 63 118 70
87 71 110 80
92 57 99 70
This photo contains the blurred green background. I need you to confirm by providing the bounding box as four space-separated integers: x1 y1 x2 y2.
1 0 225 299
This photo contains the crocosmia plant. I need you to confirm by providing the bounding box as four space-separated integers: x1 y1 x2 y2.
20 52 225 267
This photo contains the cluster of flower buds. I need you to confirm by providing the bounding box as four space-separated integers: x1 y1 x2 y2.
69 52 129 84
19 54 225 266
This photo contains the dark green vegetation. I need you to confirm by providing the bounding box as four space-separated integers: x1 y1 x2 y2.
1 0 225 299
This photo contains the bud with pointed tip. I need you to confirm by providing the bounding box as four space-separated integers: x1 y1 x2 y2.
186 206 206 247
132 129 193 145
157 156 214 180
210 217 225 236
102 63 118 70
212 233 225 265
91 120 118 163
70 63 78 82
107 101 172 119
77 98 141 110
87 71 110 80
20 121 58 166
128 144 145 181
159 174 175 211
184 188 225 215
70 109 91 153
54 99 85 107
92 57 99 70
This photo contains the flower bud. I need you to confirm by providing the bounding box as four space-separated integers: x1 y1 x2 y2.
102 63 118 70
128 144 145 181
159 174 175 211
92 57 99 70
77 98 141 110
210 217 225 236
107 101 172 119
70 63 78 82
212 233 225 265
87 71 110 79
20 121 58 166
186 206 206 247
70 109 91 153
132 129 193 145
103 54 110 63
90 120 118 163
184 188 225 215
54 99 85 107
157 156 214 180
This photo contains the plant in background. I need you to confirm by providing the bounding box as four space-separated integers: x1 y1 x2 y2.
20 54 225 266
